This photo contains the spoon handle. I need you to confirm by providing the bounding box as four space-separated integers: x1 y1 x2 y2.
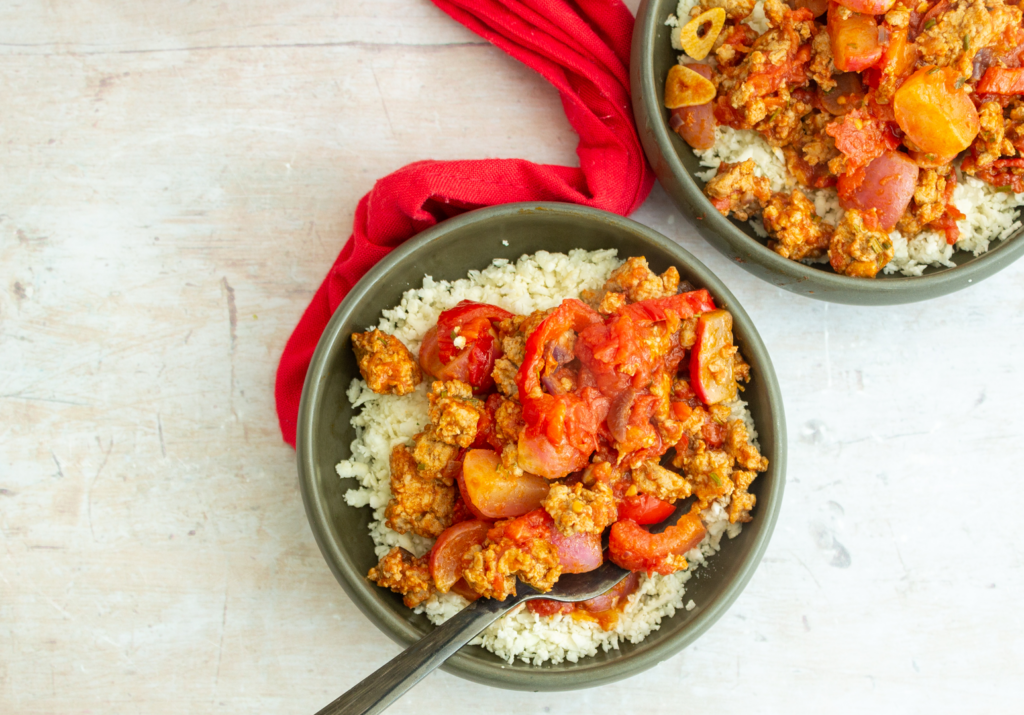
315 596 518 715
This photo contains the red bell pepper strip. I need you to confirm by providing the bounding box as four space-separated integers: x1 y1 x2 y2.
516 298 601 401
608 504 707 575
977 67 1024 95
617 494 677 525
617 289 717 324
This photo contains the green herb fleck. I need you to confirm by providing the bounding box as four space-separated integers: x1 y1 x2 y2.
416 463 426 471
710 472 723 486
767 108 781 123
955 76 966 90
963 34 970 50
924 18 936 30
450 330 458 340
928 67 940 75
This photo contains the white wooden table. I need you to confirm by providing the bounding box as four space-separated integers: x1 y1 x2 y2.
2 1 1022 712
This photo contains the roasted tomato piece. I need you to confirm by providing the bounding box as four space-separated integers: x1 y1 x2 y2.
460 449 550 519
617 494 677 525
516 299 606 478
429 519 491 593
608 505 707 575
930 208 964 245
420 325 491 388
419 301 513 391
828 4 883 72
450 487 478 524
825 109 900 186
419 325 465 381
691 309 737 405
894 67 980 157
578 289 717 399
838 150 919 230
517 298 602 400
436 301 513 363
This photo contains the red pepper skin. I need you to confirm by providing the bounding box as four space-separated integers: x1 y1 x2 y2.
436 301 513 363
517 299 602 400
608 505 707 575
617 494 677 525
977 67 1024 95
515 299 605 467
422 301 513 391
616 289 716 324
516 292 718 478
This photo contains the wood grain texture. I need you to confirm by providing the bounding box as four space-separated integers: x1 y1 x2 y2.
1 1 1022 713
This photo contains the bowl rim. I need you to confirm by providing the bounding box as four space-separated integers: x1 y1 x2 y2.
296 201 788 690
630 0 1024 305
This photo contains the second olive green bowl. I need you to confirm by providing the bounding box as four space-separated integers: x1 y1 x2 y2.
631 0 1024 305
296 202 787 690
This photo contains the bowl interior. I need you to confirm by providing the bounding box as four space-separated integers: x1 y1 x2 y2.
631 0 1024 304
297 203 787 690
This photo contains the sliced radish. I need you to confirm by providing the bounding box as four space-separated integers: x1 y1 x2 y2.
461 449 550 519
428 519 490 593
691 309 736 405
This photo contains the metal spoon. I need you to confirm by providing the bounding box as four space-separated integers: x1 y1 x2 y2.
316 498 692 715
315 560 629 715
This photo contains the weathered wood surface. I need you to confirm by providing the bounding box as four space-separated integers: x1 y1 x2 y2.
1 1 1022 712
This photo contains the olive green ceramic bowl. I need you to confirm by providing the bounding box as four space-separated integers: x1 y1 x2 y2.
296 202 786 690
631 0 1024 305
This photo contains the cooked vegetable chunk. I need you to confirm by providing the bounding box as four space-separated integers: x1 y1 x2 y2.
893 67 979 158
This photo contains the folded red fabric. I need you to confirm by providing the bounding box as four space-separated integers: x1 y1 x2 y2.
275 0 654 446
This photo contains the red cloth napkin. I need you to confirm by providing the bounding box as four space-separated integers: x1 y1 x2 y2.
275 0 654 446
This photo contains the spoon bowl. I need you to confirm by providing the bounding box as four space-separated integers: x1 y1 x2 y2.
315 562 632 715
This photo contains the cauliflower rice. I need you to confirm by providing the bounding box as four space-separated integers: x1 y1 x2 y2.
336 249 755 666
667 0 1024 277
